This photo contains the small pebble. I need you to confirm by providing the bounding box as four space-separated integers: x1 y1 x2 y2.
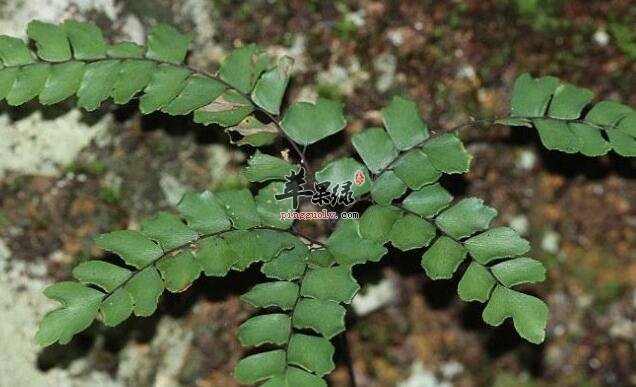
593 29 610 47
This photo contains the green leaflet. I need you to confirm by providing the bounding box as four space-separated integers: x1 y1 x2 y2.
142 211 198 251
262 367 327 387
608 127 636 157
195 236 239 277
457 262 496 302
219 43 268 93
234 350 287 384
315 157 372 198
145 24 190 64
388 214 437 251
300 266 360 303
532 118 580 154
193 89 253 126
381 96 429 150
223 229 268 270
0 68 18 99
547 83 594 120
255 182 295 229
156 251 201 292
510 73 559 117
112 60 157 104
280 98 346 145
402 183 453 218
241 281 300 311
569 123 610 156
464 227 530 264
162 74 226 115
125 266 164 317
585 101 632 126
216 189 261 230
27 21 71 62
139 64 191 114
352 127 399 173
95 230 163 269
292 298 346 339
612 112 636 156
421 133 472 174
228 117 279 147
72 261 131 292
246 151 298 182
358 205 402 243
6 63 49 106
393 148 441 190
618 112 636 137
223 229 294 270
491 257 546 287
421 236 467 280
36 282 104 346
63 20 106 60
0 36 34 65
261 237 308 280
39 61 86 105
261 251 306 281
327 219 387 265
252 55 293 115
177 191 232 234
238 314 291 347
288 334 335 376
435 198 497 239
482 285 548 344
306 249 335 268
370 171 407 205
77 60 121 111
107 42 145 58
100 288 133 327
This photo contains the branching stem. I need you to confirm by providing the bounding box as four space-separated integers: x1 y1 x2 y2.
4 57 310 176
104 225 316 300
371 114 619 181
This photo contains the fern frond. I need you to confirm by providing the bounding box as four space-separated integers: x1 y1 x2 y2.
348 98 548 344
235 250 355 386
0 20 350 148
333 199 548 344
20 17 633 387
36 187 300 346
501 73 636 157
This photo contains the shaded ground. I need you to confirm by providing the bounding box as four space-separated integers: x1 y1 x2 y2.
0 1 634 386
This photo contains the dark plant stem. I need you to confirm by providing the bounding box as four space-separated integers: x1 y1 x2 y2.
339 331 357 387
293 225 327 248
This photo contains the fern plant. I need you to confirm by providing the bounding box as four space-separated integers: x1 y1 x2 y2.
1 19 634 385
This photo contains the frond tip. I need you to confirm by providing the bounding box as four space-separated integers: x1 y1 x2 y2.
504 73 636 157
36 188 301 347
0 20 321 148
347 101 549 344
235 255 356 386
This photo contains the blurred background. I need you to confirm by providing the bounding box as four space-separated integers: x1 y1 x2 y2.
0 1 634 386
